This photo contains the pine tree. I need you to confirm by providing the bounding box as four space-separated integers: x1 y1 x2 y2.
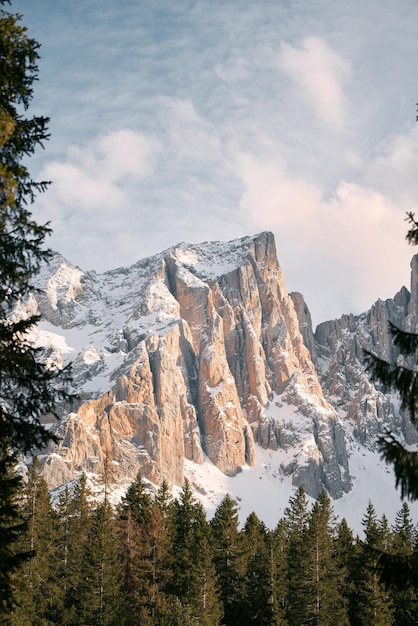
196 534 223 626
79 500 124 626
354 502 394 626
0 447 31 615
271 518 289 625
117 473 170 625
168 480 221 625
0 1 72 456
54 486 74 625
363 212 418 601
283 486 311 625
302 491 349 626
335 518 359 625
154 479 173 519
49 479 94 626
119 471 152 526
364 212 418 501
379 514 392 552
10 458 61 625
393 502 415 555
0 2 72 612
241 513 285 625
147 499 175 619
389 502 418 624
59 473 93 624
117 500 151 625
210 494 244 626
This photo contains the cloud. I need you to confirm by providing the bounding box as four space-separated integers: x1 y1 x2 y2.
37 108 418 326
41 161 128 214
363 128 418 208
235 147 412 324
66 129 159 184
159 97 224 164
24 0 418 327
279 37 351 132
40 129 159 214
35 130 161 270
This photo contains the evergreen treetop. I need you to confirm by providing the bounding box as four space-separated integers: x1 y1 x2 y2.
0 0 72 456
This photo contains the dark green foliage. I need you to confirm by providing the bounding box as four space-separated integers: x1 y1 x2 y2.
271 519 289 625
296 491 349 626
0 3 72 613
393 502 415 552
0 447 32 615
363 212 418 603
4 476 418 625
354 503 394 625
117 508 151 625
376 435 418 501
335 518 359 625
385 503 418 624
55 475 93 625
167 480 221 625
210 494 244 626
363 211 418 501
80 500 124 626
194 535 223 626
284 486 311 625
119 471 152 527
117 474 172 625
9 458 61 625
0 3 72 456
242 513 286 625
153 596 200 625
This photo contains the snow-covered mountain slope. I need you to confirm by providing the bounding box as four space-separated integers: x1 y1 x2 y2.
25 232 418 530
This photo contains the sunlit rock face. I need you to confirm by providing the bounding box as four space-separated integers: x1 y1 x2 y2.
310 269 418 455
31 240 418 498
30 232 352 498
34 236 418 502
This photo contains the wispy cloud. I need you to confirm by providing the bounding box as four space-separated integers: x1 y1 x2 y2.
234 142 413 323
41 130 159 213
279 37 351 132
159 97 223 164
16 0 418 324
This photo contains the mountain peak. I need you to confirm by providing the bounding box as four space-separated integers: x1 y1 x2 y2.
26 232 418 530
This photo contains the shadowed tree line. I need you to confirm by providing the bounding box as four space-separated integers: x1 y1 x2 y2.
2 469 418 626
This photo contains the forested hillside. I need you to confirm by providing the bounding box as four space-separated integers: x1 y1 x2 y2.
4 465 417 625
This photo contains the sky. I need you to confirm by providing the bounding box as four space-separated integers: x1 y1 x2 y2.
10 0 418 326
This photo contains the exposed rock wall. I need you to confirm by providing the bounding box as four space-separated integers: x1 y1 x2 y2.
310 268 418 451
34 232 352 499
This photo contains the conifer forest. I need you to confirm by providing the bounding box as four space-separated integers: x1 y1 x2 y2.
2 464 418 626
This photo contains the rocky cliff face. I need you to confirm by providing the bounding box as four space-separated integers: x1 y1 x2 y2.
310 277 418 451
28 232 418 503
30 232 352 499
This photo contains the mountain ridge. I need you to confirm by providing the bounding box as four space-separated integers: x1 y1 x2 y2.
23 231 418 527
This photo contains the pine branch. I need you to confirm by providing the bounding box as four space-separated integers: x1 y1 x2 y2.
406 212 418 246
375 548 417 589
378 433 418 500
388 321 418 355
363 351 418 422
